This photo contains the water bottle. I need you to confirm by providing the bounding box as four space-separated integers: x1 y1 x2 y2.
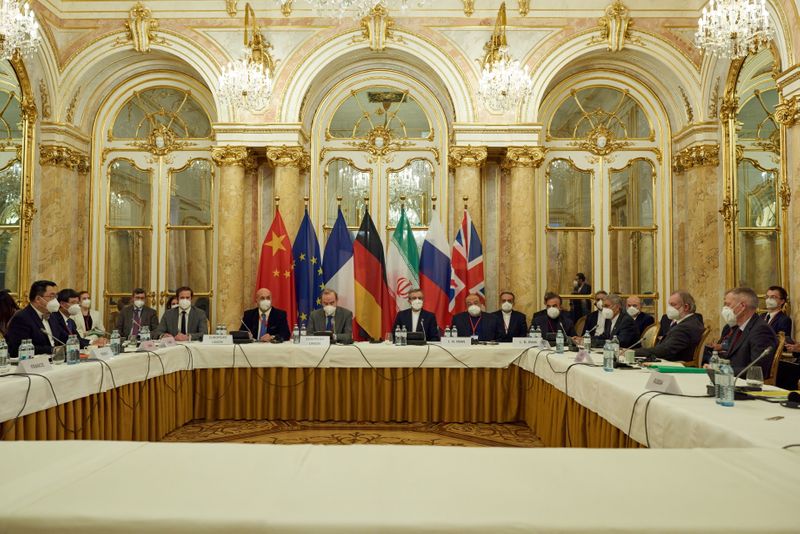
603 339 614 372
450 325 457 337
555 331 565 354
66 335 80 365
717 359 735 407
709 350 720 399
0 338 9 374
611 335 620 362
110 330 121 355
300 323 307 338
583 331 592 351
292 323 300 344
400 325 407 346
528 324 535 338
394 325 401 346
19 339 34 361
139 325 151 342
444 325 451 338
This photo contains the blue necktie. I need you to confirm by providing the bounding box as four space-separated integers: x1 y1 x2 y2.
326 316 333 331
259 313 267 338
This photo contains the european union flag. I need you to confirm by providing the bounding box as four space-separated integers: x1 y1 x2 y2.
292 209 324 327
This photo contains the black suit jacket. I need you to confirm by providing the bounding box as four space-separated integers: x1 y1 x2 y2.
726 316 778 378
531 310 576 337
393 309 440 341
658 312 704 341
570 284 592 322
632 312 655 336
490 310 528 342
762 311 792 339
241 307 291 342
452 311 504 342
5 305 54 358
49 312 90 349
584 310 601 336
636 314 704 362
593 312 639 348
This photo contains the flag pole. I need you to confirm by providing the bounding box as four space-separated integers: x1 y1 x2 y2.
431 195 437 211
399 195 406 211
304 196 309 208
463 196 468 210
275 195 280 210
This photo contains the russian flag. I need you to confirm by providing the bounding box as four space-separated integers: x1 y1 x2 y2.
419 208 451 331
322 209 355 314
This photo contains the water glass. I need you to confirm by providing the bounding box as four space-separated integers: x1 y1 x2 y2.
52 346 66 365
385 332 393 344
745 366 764 387
216 324 228 336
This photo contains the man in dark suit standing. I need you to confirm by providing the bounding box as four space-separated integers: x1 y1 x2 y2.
570 273 592 323
762 286 792 339
591 293 639 348
241 287 291 342
116 288 159 339
582 290 608 336
452 293 503 342
393 288 440 341
5 280 59 358
491 290 527 342
636 291 703 362
531 292 576 338
626 295 655 336
714 287 778 378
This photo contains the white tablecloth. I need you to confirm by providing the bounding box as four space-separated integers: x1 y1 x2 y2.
0 440 798 533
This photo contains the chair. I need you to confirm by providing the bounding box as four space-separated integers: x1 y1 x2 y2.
688 326 712 368
575 315 587 337
640 324 658 349
764 331 786 386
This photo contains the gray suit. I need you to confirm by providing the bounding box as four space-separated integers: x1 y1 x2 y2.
154 306 208 341
308 307 353 344
116 305 159 338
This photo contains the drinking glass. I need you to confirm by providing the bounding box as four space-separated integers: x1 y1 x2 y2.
746 366 764 387
385 332 393 344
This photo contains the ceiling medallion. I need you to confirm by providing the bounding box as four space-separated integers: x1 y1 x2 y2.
570 125 630 156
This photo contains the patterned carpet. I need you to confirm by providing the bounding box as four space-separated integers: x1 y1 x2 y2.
162 420 543 447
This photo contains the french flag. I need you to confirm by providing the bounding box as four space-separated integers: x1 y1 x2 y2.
449 209 485 314
419 209 451 331
322 208 355 314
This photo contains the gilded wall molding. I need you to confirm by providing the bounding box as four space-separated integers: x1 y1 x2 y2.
774 96 798 127
212 145 250 167
719 95 737 121
679 86 694 123
671 143 719 173
518 0 530 17
353 4 400 52
39 144 90 173
462 0 474 17
589 0 641 52
38 79 50 120
65 87 79 124
502 146 547 169
448 145 487 169
266 145 309 169
708 77 720 119
225 0 237 16
114 2 166 53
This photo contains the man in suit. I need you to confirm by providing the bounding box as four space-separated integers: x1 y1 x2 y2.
308 289 353 344
532 292 576 338
582 290 608 336
452 293 504 342
626 295 655 336
5 280 59 358
393 288 440 341
591 293 639 348
491 290 528 342
636 291 704 362
711 287 778 378
154 286 208 341
116 288 159 339
762 286 792 339
570 273 592 323
49 288 93 349
241 287 290 342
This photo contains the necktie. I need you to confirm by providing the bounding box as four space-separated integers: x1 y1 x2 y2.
67 318 77 335
729 329 743 352
326 315 333 331
180 311 187 335
132 309 141 336
259 313 268 338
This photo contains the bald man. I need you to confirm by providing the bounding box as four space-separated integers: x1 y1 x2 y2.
626 296 655 336
241 288 291 342
451 293 504 342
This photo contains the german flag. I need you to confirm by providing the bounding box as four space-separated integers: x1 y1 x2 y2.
353 208 395 341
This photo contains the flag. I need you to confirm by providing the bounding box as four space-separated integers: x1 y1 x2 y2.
293 209 323 328
386 207 420 311
419 208 451 329
322 208 355 314
449 209 485 314
353 208 395 341
256 208 297 329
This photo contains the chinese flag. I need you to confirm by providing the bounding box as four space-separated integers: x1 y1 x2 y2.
256 209 297 329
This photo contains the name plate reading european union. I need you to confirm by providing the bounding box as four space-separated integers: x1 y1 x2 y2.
18 355 53 373
440 337 471 347
299 336 330 347
202 334 233 345
89 346 115 361
512 337 539 347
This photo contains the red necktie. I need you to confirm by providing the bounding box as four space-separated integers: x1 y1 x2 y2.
729 329 743 351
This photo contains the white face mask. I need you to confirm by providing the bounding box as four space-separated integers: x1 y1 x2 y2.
171 303 179 309
80 299 91 309
595 299 604 311
45 298 60 313
410 298 423 311
68 304 81 316
546 306 560 319
501 301 513 313
627 306 640 317
573 280 579 288
601 307 614 320
765 297 779 310
323 305 336 316
258 299 272 312
665 306 681 321
721 305 738 326
133 299 145 309
178 298 191 310
467 304 481 317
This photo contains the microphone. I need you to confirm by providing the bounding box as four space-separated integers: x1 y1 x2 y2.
41 328 66 347
420 317 427 343
734 346 773 382
623 337 645 350
240 318 257 341
556 319 577 349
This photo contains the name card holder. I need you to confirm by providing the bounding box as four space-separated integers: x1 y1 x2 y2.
160 337 177 348
299 336 331 347
440 337 472 347
512 337 538 347
202 334 234 345
645 372 683 395
18 355 53 373
89 346 115 361
139 340 158 351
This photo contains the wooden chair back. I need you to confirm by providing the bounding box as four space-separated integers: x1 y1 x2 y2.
640 324 658 349
765 331 786 386
575 315 587 337
688 326 712 368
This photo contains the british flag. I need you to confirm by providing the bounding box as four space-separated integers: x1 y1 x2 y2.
449 209 485 313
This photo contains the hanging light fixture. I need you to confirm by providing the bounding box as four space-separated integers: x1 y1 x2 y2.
0 0 40 61
694 0 773 59
273 0 425 19
217 3 275 112
477 2 533 113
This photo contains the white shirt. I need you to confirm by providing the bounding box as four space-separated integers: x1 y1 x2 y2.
609 313 619 335
502 311 512 330
676 312 695 325
596 312 606 336
34 307 54 346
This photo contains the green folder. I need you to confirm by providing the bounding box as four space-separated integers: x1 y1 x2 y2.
647 366 708 374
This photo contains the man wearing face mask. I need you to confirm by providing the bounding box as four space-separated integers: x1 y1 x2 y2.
308 289 353 344
392 288 440 341
154 286 208 342
533 292 576 339
570 273 592 323
71 290 105 341
590 293 639 348
491 291 528 342
116 288 159 339
626 295 655 336
581 290 608 336
452 293 503 342
635 291 704 362
241 288 291 342
761 286 792 339
5 280 59 358
50 289 92 349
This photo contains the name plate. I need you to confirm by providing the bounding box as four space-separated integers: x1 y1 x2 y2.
512 337 539 347
202 334 234 345
89 346 115 361
645 372 683 395
299 336 331 347
18 355 53 373
440 337 472 347
160 337 177 348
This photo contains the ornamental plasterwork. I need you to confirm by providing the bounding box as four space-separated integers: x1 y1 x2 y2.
353 4 401 52
266 145 309 169
38 79 50 120
212 145 249 166
671 143 719 173
568 124 630 156
345 125 412 162
462 0 474 17
590 0 642 52
40 144 90 173
774 96 798 127
21 95 36 123
709 77 720 119
225 0 237 16
65 87 79 124
778 182 791 209
518 0 530 17
719 197 737 224
131 123 193 156
679 86 694 123
114 2 166 53
448 145 487 168
719 96 737 121
502 146 547 169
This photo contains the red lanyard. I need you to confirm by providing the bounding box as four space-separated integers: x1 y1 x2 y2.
469 316 482 335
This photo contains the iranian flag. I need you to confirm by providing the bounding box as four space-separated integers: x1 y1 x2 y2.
386 208 420 311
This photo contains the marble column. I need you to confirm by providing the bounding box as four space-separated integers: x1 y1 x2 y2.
775 96 800 331
267 145 309 240
448 146 487 236
502 146 546 319
36 145 90 290
212 146 249 331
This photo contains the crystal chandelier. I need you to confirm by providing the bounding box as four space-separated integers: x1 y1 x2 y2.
477 3 533 113
694 0 773 59
274 0 425 18
0 0 40 61
217 3 275 112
